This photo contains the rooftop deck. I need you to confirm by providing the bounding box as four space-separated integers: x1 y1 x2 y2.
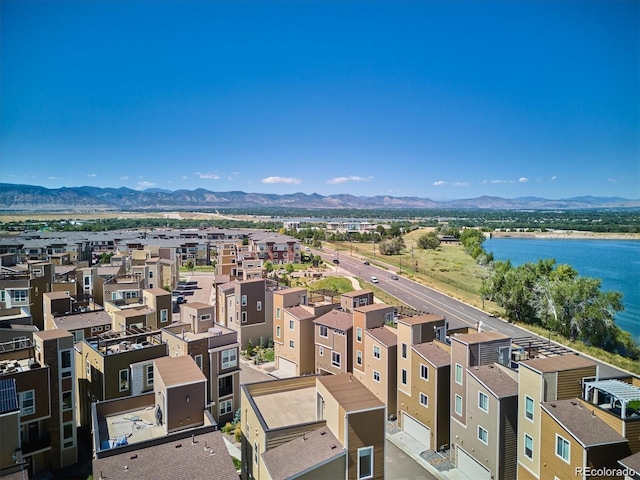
253 385 316 429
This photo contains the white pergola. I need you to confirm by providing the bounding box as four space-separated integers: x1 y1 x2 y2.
585 379 640 419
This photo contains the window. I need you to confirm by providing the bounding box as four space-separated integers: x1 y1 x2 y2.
420 364 428 380
220 399 233 415
72 330 84 342
86 360 91 379
356 327 362 342
149 270 153 278
419 392 428 407
200 313 211 321
12 290 28 303
20 390 35 416
219 376 233 397
254 442 259 465
401 343 407 359
401 369 407 385
319 325 328 338
62 391 72 411
119 369 129 391
525 396 534 421
455 363 463 384
276 326 281 338
478 426 488 444
373 371 380 382
289 320 294 330
160 308 168 323
356 350 362 366
556 434 570 463
146 364 154 386
194 354 203 370
241 295 247 306
357 446 374 479
61 350 72 369
319 346 324 356
455 394 462 416
478 392 489 413
332 351 341 368
257 301 262 311
276 307 281 319
289 340 295 348
373 345 381 359
242 311 247 323
63 422 74 449
524 434 533 460
221 349 237 369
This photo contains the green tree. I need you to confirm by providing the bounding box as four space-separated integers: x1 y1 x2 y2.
417 232 440 250
285 263 295 274
185 260 195 270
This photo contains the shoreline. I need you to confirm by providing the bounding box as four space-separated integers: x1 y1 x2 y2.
489 231 640 241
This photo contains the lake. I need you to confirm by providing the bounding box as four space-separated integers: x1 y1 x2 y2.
483 238 640 340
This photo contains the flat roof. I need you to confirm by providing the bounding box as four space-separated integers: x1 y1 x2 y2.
452 331 510 345
252 385 317 429
520 354 596 374
34 329 72 341
397 313 445 326
155 355 206 387
318 374 384 412
144 287 170 296
52 310 111 330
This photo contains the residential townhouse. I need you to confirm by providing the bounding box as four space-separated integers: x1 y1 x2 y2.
0 262 54 331
313 309 353 375
402 341 451 452
248 232 301 265
396 313 447 443
217 278 278 350
460 363 519 480
273 288 339 377
241 373 386 480
91 355 238 480
539 399 631 480
0 330 78 477
517 354 598 480
161 305 241 426
449 331 512 474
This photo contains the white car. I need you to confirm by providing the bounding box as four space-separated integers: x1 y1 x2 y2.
370 276 379 283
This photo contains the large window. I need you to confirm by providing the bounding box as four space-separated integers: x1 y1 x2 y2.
556 434 570 463
119 369 129 391
373 345 381 359
357 446 374 479
478 392 489 413
525 396 534 421
356 327 362 342
420 364 428 381
61 350 72 369
160 309 168 323
63 422 74 449
146 364 154 387
20 390 35 416
62 391 72 411
222 349 237 369
12 290 28 303
524 434 533 460
455 394 462 416
319 325 328 338
331 351 341 368
455 364 463 384
219 376 233 398
478 426 488 444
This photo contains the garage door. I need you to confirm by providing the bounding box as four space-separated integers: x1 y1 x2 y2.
456 446 490 480
277 357 297 377
402 413 430 450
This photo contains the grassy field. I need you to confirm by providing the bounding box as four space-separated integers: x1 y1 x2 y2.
329 228 502 316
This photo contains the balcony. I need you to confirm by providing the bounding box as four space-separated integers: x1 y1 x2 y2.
22 432 51 455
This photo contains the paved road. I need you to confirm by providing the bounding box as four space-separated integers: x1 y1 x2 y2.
386 440 438 480
318 247 625 378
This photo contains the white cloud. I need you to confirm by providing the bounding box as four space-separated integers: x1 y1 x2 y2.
453 181 470 187
550 176 557 181
181 175 188 180
608 178 618 183
197 172 220 180
120 176 129 181
87 173 97 177
48 176 63 180
327 175 372 185
136 181 155 189
262 176 301 185
518 177 528 183
433 180 447 186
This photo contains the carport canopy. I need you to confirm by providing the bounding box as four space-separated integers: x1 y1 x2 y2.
585 379 640 419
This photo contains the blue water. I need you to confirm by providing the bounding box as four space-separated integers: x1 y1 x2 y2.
484 238 640 340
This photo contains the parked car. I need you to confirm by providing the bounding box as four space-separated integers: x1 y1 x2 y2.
390 274 399 280
363 261 370 265
370 276 379 283
332 259 340 264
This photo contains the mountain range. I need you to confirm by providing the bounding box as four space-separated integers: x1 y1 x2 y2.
1 183 638 211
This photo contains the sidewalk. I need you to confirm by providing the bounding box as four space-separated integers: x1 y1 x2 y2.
386 421 469 480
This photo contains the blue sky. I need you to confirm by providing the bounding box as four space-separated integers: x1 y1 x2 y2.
1 0 638 200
